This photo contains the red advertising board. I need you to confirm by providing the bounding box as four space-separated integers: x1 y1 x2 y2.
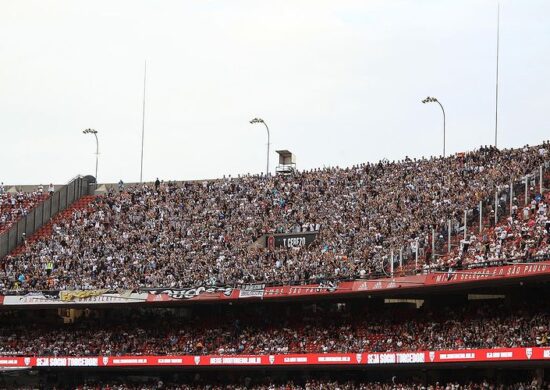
425 262 550 286
1 347 548 368
2 261 550 307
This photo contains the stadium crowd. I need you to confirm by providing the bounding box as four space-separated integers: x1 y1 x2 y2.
0 143 549 291
0 186 47 235
66 380 545 390
445 193 550 268
0 301 547 356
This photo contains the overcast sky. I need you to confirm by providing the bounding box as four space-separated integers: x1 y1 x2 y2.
1 0 549 185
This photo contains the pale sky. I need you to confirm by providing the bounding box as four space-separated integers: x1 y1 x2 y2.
1 0 549 185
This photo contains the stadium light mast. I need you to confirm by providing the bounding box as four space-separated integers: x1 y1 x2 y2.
249 117 270 176
140 60 147 183
83 128 99 182
494 2 500 149
422 96 446 157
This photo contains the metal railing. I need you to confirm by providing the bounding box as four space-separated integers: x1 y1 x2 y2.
1 255 549 296
386 162 549 275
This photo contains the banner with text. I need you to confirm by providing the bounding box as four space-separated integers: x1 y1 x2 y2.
1 347 549 368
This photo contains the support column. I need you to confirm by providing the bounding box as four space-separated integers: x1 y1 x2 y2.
540 165 544 194
447 219 451 254
509 180 513 217
494 190 498 226
525 176 529 206
431 227 435 262
415 238 419 270
479 201 483 233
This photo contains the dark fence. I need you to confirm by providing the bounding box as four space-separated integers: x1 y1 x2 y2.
0 176 95 259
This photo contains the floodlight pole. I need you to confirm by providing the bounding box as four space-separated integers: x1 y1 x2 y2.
140 60 147 183
494 3 500 148
94 132 98 182
422 97 446 157
83 129 99 182
250 118 270 176
264 122 270 175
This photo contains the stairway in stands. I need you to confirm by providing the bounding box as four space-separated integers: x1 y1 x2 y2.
7 195 96 257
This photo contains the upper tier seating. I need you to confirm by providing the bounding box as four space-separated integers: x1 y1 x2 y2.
0 143 549 291
0 189 48 235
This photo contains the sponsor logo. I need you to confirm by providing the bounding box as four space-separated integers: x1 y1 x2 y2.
429 351 435 362
3 292 145 305
209 357 261 365
110 358 147 365
526 348 533 360
24 357 31 366
439 352 475 360
486 351 513 359
396 353 425 363
317 356 351 362
282 357 308 363
269 355 275 364
149 286 233 300
356 353 362 363
68 357 98 367
367 353 425 364
158 358 182 364
239 284 266 299
368 354 380 364
194 356 200 365
357 282 369 291
102 357 109 366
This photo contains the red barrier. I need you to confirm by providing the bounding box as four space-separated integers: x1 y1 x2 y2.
1 347 549 368
2 261 550 306
144 262 550 303
425 262 550 285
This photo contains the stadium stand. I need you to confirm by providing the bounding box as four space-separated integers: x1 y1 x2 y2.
0 143 548 291
50 380 547 389
0 189 47 235
445 192 550 267
0 297 547 356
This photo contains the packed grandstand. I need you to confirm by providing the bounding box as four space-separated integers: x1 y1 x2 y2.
0 295 548 356
0 189 47 236
1 143 549 292
0 142 549 389
11 379 546 389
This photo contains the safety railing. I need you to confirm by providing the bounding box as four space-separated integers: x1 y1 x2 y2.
385 161 549 276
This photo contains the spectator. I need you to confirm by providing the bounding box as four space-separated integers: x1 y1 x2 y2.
0 143 548 291
0 300 546 357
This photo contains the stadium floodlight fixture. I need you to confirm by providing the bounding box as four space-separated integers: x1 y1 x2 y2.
249 118 270 176
82 128 99 183
422 96 438 104
249 118 264 125
421 96 446 157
